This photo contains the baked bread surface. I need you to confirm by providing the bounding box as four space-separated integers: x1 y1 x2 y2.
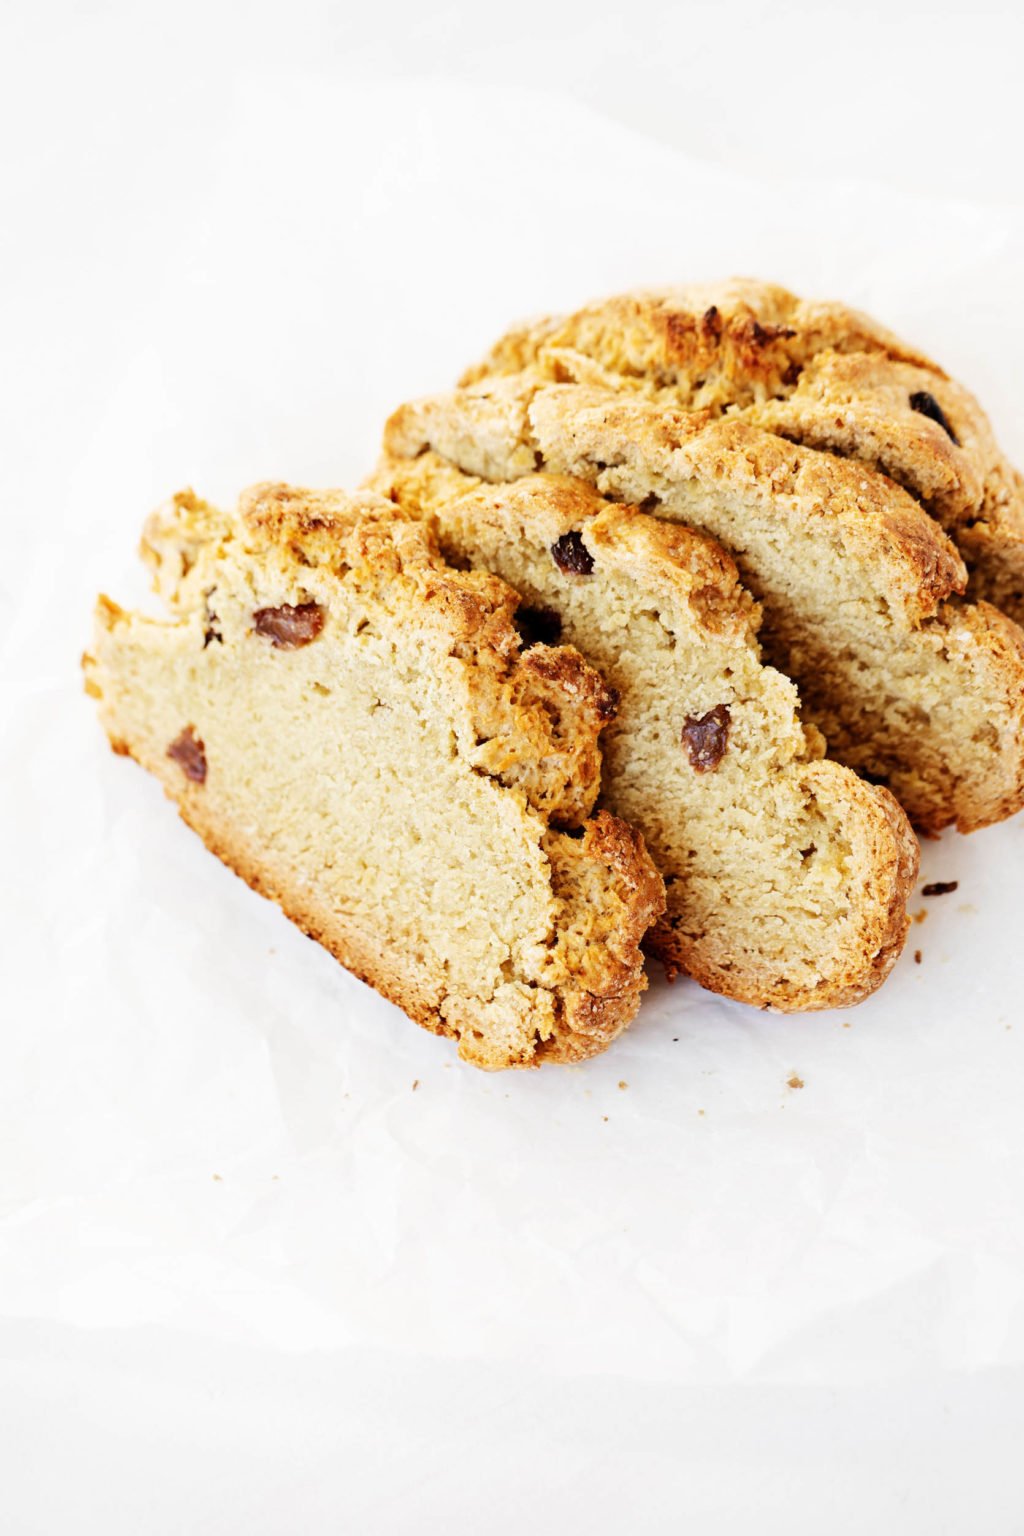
369 452 920 1010
84 484 664 1069
384 369 1024 835
461 278 1024 624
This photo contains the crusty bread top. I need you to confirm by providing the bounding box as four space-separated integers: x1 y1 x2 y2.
459 278 1024 612
460 279 939 402
384 371 968 631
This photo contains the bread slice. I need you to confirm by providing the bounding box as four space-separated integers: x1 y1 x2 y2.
368 450 919 1011
83 483 664 1069
461 279 1024 622
383 374 1024 835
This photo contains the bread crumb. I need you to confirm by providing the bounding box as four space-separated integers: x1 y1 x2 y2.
698 1109 705 1117
412 1079 419 1091
922 880 958 897
912 909 928 924
212 1174 222 1182
602 1115 609 1122
914 949 922 964
787 1074 804 1090
618 1080 628 1090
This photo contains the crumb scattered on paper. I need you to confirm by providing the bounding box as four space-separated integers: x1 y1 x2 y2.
922 880 959 897
787 1074 804 1091
913 909 928 925
914 950 923 964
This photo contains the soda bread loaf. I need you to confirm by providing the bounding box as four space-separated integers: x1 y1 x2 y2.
383 374 1024 835
462 279 1024 623
368 451 920 1011
83 484 664 1069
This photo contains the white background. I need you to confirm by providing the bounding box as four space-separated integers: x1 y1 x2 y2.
3 2 1024 1531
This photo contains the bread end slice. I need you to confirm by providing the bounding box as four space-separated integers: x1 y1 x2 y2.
84 486 664 1068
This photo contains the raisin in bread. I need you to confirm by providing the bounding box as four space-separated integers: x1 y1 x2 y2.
83 484 664 1069
461 279 1024 622
368 451 919 1011
383 374 1024 835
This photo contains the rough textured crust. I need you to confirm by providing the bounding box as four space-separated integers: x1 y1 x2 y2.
460 279 938 398
383 375 1024 833
84 485 664 1069
461 278 1024 625
540 813 665 1056
531 390 970 628
370 452 921 1010
386 375 968 628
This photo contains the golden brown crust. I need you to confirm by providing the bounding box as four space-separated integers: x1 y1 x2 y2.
462 279 1024 625
539 812 666 1060
381 371 1024 833
461 279 939 399
86 486 665 1070
384 373 968 626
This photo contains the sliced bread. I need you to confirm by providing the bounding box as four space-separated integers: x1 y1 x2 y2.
369 450 920 1011
383 375 1024 834
83 483 664 1069
461 279 1024 622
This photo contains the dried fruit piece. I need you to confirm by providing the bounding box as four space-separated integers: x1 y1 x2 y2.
550 531 594 575
596 685 620 724
514 604 563 647
681 703 731 771
167 725 207 783
252 601 325 649
909 390 960 445
921 880 958 896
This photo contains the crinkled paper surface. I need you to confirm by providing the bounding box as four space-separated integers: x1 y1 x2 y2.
3 41 1024 1536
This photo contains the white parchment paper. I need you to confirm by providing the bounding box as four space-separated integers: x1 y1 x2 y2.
3 64 1024 1536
